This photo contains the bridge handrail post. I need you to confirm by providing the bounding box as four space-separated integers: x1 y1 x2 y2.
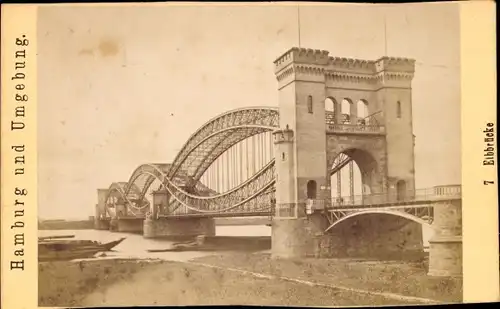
326 123 385 135
432 184 462 200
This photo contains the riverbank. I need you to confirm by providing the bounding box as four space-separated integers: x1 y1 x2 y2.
39 253 462 307
38 220 94 230
194 253 462 303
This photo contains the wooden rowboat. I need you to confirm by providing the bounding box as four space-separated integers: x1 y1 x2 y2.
38 237 126 262
38 235 75 241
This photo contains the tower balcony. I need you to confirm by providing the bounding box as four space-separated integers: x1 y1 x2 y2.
326 123 386 135
325 111 385 135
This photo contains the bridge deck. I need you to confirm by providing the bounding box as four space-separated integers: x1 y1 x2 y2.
105 185 461 220
325 199 437 211
160 211 272 219
113 199 454 220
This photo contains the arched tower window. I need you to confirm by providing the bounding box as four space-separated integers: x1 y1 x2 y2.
307 180 317 199
397 101 402 118
307 96 313 114
325 97 337 124
357 100 369 125
341 98 352 124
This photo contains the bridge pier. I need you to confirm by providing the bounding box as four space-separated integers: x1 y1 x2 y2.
272 206 329 258
143 217 216 239
94 189 110 230
272 218 312 258
428 199 462 277
109 218 118 231
94 217 110 230
115 218 144 233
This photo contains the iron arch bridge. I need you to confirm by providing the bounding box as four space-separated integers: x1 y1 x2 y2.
102 106 460 221
104 107 282 219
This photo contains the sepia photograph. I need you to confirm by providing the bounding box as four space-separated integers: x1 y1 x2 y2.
29 1 472 307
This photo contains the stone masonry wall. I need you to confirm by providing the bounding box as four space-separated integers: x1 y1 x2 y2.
117 219 144 233
271 213 329 258
143 217 216 239
320 213 424 259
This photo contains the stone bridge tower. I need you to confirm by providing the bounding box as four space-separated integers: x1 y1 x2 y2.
272 47 417 258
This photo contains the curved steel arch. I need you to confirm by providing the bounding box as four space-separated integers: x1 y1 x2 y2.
105 181 147 218
125 163 172 193
187 127 273 188
143 109 277 202
167 107 279 179
104 107 280 217
330 153 352 176
324 208 433 233
125 163 186 198
125 161 275 215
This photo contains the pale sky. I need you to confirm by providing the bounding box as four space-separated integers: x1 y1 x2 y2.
38 3 461 220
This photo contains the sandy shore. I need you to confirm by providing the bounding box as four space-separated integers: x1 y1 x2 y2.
39 253 462 307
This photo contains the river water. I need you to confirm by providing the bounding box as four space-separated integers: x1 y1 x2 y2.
38 225 271 261
39 224 431 261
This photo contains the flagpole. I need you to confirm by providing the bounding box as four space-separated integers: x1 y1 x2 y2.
383 12 388 56
297 4 301 48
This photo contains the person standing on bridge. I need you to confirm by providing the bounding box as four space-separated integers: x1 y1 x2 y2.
270 197 276 209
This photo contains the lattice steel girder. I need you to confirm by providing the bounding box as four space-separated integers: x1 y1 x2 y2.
349 161 355 198
125 163 171 193
167 160 277 214
175 126 273 182
330 155 352 175
167 107 279 179
190 127 269 181
132 114 278 205
104 107 280 217
104 182 149 218
118 160 276 215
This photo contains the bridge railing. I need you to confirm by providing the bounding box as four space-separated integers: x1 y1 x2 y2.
326 124 386 135
325 111 385 135
433 184 462 199
309 186 461 210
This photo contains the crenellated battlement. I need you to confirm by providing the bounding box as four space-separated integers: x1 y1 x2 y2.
328 57 376 73
375 56 416 73
274 47 415 85
274 47 330 73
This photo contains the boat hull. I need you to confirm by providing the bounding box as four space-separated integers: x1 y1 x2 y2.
38 238 126 262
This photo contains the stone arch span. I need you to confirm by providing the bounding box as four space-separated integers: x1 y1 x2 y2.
330 147 378 175
326 136 387 195
328 147 382 196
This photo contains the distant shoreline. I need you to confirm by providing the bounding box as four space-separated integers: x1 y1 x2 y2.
38 219 94 230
